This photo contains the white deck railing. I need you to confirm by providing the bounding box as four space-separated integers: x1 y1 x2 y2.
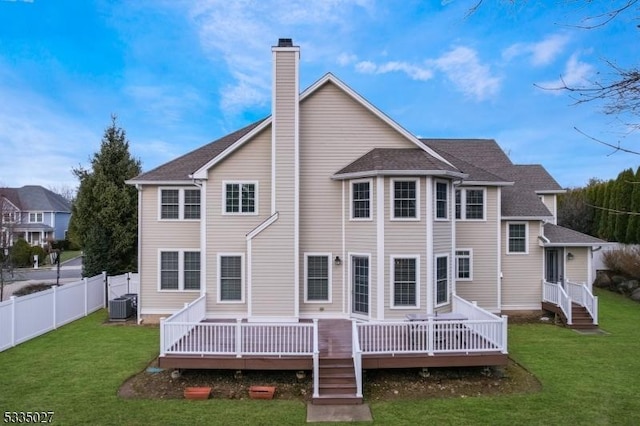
543 280 572 324
352 320 363 398
452 295 508 353
566 280 598 325
160 294 206 356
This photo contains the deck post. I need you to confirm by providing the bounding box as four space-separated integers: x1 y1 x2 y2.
159 317 166 356
428 317 434 356
501 315 508 354
312 319 319 398
235 318 242 358
593 296 599 325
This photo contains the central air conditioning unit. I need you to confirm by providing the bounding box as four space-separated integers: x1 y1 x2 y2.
109 297 132 320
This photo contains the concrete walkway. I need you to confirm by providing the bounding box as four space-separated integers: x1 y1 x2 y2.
306 404 373 423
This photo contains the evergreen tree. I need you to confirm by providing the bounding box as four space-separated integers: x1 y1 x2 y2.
614 168 634 242
597 183 611 239
69 116 141 276
626 167 640 244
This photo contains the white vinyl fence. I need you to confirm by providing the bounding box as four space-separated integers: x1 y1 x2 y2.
107 272 139 300
0 272 134 353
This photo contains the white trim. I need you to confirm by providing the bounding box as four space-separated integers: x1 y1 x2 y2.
455 248 473 281
496 187 502 311
426 177 434 315
157 249 202 292
455 187 487 222
303 253 332 303
502 216 554 221
389 255 421 309
390 178 420 221
350 178 373 221
506 221 529 255
157 187 202 221
221 181 259 216
376 176 385 320
300 73 456 169
293 46 300 319
136 184 143 324
342 181 347 315
434 253 450 308
198 180 207 297
434 179 450 221
247 316 299 323
349 252 371 320
333 170 467 180
217 253 245 304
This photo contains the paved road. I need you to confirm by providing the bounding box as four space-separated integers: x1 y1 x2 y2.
1 257 83 301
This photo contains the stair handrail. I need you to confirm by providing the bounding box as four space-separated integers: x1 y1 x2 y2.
351 320 363 398
566 280 598 325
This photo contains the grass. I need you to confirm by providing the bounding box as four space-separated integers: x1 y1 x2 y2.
59 250 81 263
0 290 639 425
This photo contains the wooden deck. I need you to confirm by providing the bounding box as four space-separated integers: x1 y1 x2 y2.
158 319 508 370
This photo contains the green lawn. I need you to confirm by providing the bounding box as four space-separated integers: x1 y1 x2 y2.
1 290 639 425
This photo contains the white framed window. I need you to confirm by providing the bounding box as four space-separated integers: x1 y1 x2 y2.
391 178 420 220
390 255 420 308
304 253 331 302
223 182 258 215
218 254 244 302
507 222 528 254
159 188 201 220
29 212 43 223
435 254 449 306
158 250 201 291
455 249 473 281
351 179 372 220
435 181 449 220
455 188 486 220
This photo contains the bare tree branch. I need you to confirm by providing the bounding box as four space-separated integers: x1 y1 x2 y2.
564 0 639 29
586 203 640 215
574 126 640 155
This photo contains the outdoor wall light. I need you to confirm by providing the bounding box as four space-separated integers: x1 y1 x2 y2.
334 256 342 266
567 252 574 261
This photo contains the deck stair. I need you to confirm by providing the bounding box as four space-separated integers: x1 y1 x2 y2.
543 301 597 330
312 319 363 405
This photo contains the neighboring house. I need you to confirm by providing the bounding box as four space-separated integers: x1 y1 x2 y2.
127 39 604 404
0 185 72 247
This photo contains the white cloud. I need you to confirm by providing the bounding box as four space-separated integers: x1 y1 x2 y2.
432 46 501 100
125 84 204 124
537 53 594 92
337 52 358 66
355 60 433 81
503 33 570 66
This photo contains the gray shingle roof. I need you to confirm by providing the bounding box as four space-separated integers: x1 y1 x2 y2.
543 223 606 246
334 148 460 178
130 119 267 182
0 186 70 212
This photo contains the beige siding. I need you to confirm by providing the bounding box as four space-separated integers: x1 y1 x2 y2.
454 187 501 311
566 247 589 284
298 82 417 318
501 221 544 310
138 185 201 317
206 129 272 315
540 195 557 224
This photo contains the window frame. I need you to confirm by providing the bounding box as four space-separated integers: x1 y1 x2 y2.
217 253 245 303
29 212 43 223
455 249 473 281
157 249 201 292
158 187 201 221
304 253 332 303
507 222 529 254
455 188 486 221
390 255 420 309
350 179 373 221
435 254 450 307
222 181 259 215
435 180 449 220
390 178 420 221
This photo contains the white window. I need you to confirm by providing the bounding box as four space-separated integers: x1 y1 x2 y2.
224 182 257 214
435 255 449 306
435 181 449 220
455 188 485 220
351 180 371 220
305 254 331 302
29 212 43 223
159 188 201 220
391 179 419 220
159 250 201 291
391 256 419 308
455 249 473 281
218 254 244 302
507 222 528 254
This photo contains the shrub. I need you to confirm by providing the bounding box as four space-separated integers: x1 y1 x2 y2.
602 246 640 279
31 245 46 264
10 239 32 267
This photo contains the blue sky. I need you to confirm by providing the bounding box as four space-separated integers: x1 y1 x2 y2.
0 0 638 190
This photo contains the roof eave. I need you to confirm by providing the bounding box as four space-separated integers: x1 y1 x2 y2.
125 179 197 186
458 180 514 187
536 189 566 194
332 170 467 181
502 216 553 221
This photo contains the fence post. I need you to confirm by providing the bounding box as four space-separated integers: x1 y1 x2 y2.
159 317 166 356
102 271 108 309
52 285 57 329
83 277 88 316
127 272 131 293
501 315 508 354
10 296 16 347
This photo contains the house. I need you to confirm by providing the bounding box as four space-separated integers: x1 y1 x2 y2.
0 185 71 248
127 39 603 404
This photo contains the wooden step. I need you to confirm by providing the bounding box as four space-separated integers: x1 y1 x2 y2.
313 355 361 405
312 394 363 405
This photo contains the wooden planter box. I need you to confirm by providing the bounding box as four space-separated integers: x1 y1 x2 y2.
184 387 211 400
249 386 276 400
